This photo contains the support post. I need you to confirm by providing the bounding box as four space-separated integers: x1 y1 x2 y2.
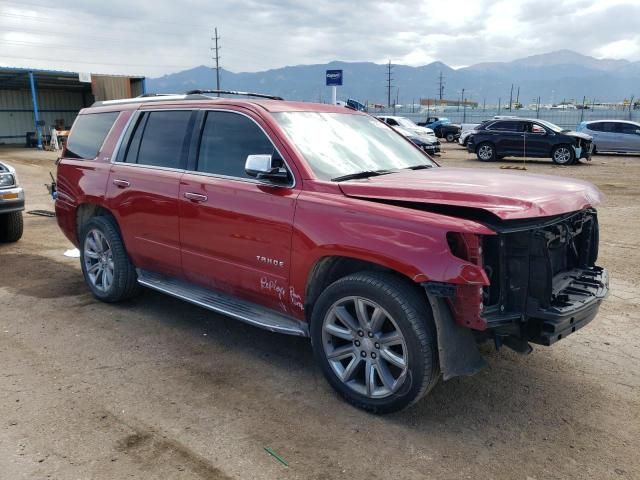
331 86 337 105
142 78 147 95
28 71 42 150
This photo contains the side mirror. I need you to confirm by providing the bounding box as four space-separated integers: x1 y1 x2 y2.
245 154 290 185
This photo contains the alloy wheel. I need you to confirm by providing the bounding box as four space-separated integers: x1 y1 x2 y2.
554 147 572 164
83 228 114 292
322 296 408 399
478 145 493 160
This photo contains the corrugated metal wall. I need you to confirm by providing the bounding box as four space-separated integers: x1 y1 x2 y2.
0 88 85 145
92 75 131 101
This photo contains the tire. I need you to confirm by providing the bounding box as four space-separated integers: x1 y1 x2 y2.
551 145 575 165
310 272 439 414
445 132 456 143
79 215 140 302
0 211 23 243
476 142 496 162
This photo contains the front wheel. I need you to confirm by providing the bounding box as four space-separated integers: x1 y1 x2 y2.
476 142 496 161
0 211 23 243
311 272 439 414
446 132 456 142
552 145 576 165
80 216 140 302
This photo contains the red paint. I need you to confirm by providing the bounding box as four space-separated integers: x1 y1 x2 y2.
56 98 603 330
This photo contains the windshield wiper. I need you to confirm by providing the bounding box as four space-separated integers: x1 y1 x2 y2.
331 170 396 182
404 164 433 170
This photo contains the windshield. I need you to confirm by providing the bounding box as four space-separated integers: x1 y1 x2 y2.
273 112 435 181
396 117 418 128
536 119 566 133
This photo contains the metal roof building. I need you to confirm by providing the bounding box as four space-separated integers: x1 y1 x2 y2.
0 67 145 148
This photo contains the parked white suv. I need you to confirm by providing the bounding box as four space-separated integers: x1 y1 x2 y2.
377 116 436 138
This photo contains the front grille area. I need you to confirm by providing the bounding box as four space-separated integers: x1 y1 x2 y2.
481 209 606 343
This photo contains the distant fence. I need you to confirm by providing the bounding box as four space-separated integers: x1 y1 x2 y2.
369 107 640 129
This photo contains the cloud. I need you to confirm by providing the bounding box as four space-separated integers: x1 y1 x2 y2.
0 0 638 77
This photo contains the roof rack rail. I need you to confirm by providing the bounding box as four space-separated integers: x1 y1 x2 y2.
136 93 178 98
185 89 284 101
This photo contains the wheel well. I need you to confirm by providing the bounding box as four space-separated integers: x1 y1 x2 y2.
304 256 419 322
76 203 115 241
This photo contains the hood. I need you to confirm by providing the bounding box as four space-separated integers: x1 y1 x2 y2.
338 167 602 221
565 131 592 141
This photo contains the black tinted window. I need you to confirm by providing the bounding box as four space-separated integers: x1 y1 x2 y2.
617 123 639 134
489 121 523 132
127 111 192 168
197 111 275 178
66 112 119 159
588 122 604 132
602 122 618 133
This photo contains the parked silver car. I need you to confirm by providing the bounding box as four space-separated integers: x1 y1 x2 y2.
577 120 640 154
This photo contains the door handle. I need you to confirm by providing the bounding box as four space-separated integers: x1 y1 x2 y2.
184 192 208 202
112 179 130 188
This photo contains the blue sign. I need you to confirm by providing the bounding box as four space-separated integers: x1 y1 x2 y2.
326 70 343 86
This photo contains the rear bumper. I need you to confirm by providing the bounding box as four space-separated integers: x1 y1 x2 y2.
0 187 25 213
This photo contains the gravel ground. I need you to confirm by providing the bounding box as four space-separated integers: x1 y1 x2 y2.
0 143 638 480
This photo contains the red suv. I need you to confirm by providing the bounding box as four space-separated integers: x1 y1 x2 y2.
55 92 608 413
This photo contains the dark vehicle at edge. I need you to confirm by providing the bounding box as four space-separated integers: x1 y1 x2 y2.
467 118 593 165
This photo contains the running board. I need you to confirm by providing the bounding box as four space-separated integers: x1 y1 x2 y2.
137 270 309 337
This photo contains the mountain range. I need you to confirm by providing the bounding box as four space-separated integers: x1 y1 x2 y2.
146 50 640 105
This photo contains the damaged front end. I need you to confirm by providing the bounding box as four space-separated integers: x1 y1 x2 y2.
424 208 608 379
480 208 607 349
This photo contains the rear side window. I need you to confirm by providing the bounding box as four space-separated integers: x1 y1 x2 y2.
488 121 523 132
617 123 639 134
196 111 275 178
587 122 604 132
66 112 119 159
124 110 192 169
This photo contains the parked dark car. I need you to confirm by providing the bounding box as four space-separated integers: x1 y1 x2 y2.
577 120 640 154
417 116 461 142
467 118 593 165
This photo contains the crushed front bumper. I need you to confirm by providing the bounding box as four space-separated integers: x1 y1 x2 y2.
0 186 25 214
525 266 608 345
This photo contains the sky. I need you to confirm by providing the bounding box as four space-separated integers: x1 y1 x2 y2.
1 0 639 78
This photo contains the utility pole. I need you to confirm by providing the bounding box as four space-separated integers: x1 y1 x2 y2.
386 60 394 108
516 86 520 108
508 83 514 110
498 97 501 114
211 27 221 95
438 71 444 101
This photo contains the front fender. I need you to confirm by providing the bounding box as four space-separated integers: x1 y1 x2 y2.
289 191 492 315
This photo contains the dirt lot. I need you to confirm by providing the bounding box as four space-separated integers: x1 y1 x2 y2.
0 143 638 480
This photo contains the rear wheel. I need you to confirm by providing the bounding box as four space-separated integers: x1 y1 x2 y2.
0 211 23 243
551 145 575 165
80 216 140 302
476 142 496 161
311 272 439 414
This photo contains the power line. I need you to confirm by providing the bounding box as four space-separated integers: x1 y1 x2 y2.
386 60 394 107
212 27 221 93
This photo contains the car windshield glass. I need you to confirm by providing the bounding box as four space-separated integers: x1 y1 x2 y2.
396 118 417 128
536 119 565 133
273 112 435 181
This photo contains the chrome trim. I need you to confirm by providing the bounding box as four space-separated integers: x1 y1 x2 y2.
110 162 186 174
